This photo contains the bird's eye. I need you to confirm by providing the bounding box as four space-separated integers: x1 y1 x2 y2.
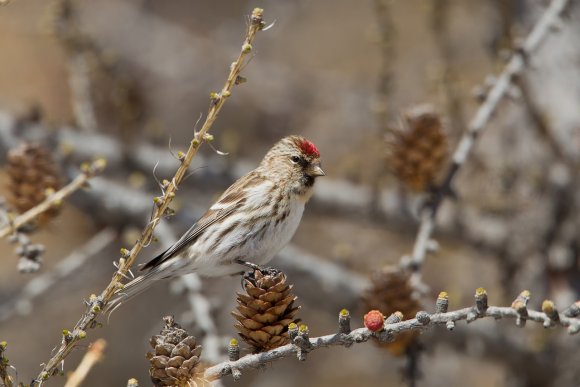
290 155 301 163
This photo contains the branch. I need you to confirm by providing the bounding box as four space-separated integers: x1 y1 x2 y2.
0 228 117 322
156 221 225 364
174 274 224 363
404 0 573 272
63 339 107 387
203 290 580 381
54 0 99 133
1 160 368 312
0 159 105 239
0 115 420 229
276 244 368 310
32 8 267 384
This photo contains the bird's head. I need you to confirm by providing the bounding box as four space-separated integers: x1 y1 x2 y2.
261 135 325 200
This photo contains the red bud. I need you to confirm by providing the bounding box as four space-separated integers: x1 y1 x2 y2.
364 310 385 332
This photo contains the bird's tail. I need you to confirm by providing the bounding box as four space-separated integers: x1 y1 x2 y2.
104 267 167 315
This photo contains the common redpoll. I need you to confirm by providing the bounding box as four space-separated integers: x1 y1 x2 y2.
108 135 324 308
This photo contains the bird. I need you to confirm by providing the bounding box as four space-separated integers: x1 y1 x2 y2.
107 135 324 310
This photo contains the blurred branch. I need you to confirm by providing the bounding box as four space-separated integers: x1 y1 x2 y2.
204 291 580 381
0 113 414 227
67 52 98 133
53 0 98 132
3 136 370 309
370 0 396 216
430 0 467 134
276 244 368 310
33 8 267 384
403 0 573 274
516 75 577 168
175 274 224 363
428 325 557 387
373 0 396 127
156 221 225 364
0 228 117 322
0 160 105 239
63 339 106 387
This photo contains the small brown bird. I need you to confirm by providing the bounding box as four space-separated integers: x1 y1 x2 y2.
108 135 324 308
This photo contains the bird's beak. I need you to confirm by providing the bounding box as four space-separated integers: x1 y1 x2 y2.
308 163 326 177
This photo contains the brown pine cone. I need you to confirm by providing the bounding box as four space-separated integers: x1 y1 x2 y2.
388 105 448 192
233 269 300 352
5 143 64 226
146 316 207 387
363 266 421 356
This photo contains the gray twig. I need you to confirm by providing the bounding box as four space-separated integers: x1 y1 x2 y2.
404 0 573 273
204 299 580 381
0 228 117 322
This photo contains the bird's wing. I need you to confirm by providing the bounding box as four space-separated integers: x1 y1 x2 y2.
139 172 263 271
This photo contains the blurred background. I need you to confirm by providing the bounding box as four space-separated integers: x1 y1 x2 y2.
1 0 579 386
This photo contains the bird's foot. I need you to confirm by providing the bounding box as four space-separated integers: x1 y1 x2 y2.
235 259 282 286
259 266 281 276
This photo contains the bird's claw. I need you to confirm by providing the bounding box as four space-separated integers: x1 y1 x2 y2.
259 266 281 276
236 259 282 287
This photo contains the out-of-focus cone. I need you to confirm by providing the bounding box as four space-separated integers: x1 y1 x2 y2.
233 269 300 352
5 143 64 226
363 266 421 356
388 104 448 192
146 316 207 387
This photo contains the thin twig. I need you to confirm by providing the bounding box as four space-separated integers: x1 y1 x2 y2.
33 8 267 384
0 159 105 239
203 294 580 381
404 0 573 273
63 339 106 387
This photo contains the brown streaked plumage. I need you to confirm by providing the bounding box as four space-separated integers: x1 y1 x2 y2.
107 135 324 311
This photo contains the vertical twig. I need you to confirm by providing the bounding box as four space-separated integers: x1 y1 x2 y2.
33 8 267 384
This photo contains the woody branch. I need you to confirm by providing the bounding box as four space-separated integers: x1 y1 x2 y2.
402 0 573 274
0 159 105 239
33 8 268 384
204 290 580 381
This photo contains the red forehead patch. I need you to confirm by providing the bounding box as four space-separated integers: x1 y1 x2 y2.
298 139 320 158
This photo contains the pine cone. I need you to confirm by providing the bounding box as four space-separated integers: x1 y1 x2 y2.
233 269 300 352
146 316 206 387
5 143 64 226
363 266 421 356
388 105 448 192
